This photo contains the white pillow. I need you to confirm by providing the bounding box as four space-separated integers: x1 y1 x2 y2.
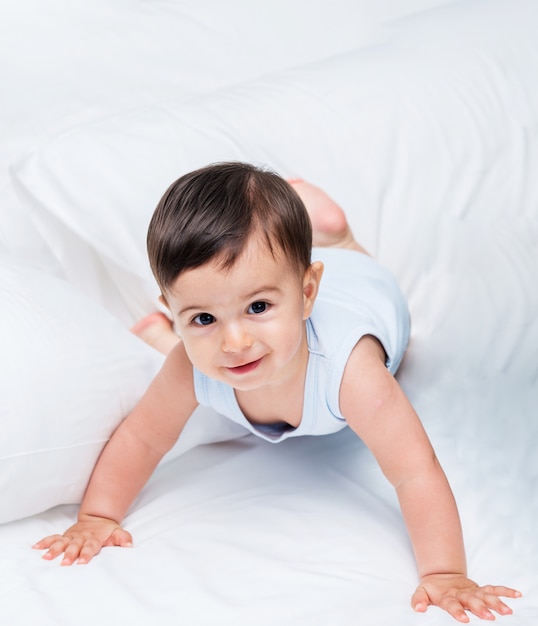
12 0 538 379
14 0 537 302
0 260 246 524
2 0 421 315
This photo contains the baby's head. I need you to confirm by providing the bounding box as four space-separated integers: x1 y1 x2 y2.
147 162 312 295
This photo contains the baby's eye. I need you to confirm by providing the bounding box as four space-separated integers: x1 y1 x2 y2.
193 313 215 326
248 301 268 315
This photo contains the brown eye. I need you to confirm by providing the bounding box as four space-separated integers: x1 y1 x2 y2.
194 313 215 326
248 302 267 314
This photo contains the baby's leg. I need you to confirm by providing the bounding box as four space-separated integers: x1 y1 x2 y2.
130 312 180 355
288 179 369 254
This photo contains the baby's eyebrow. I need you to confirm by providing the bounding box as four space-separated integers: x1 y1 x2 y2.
243 286 282 300
178 305 205 316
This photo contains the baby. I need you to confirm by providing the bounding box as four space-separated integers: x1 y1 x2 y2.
34 162 520 622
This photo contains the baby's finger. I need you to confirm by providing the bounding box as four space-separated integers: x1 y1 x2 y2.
411 586 430 613
482 585 522 599
32 535 63 550
41 537 71 561
480 591 515 616
440 597 470 623
60 537 85 566
107 527 134 548
76 537 106 565
459 593 496 621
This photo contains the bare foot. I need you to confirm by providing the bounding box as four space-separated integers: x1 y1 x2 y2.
288 179 368 254
130 312 180 355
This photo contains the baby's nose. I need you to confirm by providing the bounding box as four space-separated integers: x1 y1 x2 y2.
221 323 252 353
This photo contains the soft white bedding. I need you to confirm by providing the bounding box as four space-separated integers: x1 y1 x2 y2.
1 1 537 624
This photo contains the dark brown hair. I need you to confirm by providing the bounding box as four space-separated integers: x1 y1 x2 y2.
148 162 312 293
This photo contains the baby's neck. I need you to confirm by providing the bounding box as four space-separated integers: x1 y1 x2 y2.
234 340 309 429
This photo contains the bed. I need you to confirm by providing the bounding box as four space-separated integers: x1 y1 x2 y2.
1 1 537 624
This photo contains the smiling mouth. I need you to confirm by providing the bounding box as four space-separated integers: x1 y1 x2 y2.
226 357 263 375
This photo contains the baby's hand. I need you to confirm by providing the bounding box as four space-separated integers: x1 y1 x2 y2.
32 514 133 565
412 574 521 622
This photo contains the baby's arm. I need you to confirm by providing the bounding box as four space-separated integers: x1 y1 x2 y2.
33 343 198 565
340 336 521 622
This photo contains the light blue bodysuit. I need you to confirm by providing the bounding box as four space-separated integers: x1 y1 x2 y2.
193 248 410 443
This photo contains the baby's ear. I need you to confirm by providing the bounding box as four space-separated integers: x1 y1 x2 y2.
158 294 170 310
302 261 324 319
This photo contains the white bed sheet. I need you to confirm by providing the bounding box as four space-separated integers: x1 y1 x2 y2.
1 1 537 624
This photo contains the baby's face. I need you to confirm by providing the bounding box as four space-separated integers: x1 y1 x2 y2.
164 235 320 392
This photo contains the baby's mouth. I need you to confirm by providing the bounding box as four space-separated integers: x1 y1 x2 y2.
226 357 263 375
